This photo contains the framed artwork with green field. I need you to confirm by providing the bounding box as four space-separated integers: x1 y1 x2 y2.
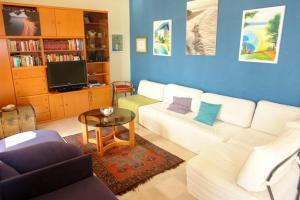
239 6 286 64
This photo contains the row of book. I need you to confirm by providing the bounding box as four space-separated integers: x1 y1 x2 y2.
43 39 83 51
9 40 41 52
46 54 85 62
11 55 43 67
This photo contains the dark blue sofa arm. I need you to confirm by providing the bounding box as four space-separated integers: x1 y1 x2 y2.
1 154 93 200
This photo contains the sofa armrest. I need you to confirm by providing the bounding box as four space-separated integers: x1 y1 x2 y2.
1 154 93 200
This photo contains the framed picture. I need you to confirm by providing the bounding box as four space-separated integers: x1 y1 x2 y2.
136 37 147 53
112 34 123 52
3 8 41 36
153 20 172 56
239 6 286 64
186 0 219 56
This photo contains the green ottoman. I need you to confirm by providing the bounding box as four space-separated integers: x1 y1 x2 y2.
118 95 159 122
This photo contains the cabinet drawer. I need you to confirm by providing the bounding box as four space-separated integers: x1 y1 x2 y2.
17 95 50 114
12 67 46 79
14 77 48 97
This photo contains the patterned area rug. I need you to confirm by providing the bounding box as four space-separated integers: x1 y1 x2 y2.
64 126 184 195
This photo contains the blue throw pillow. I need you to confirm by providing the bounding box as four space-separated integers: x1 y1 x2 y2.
194 102 221 126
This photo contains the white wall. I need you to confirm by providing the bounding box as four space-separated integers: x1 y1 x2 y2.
2 0 131 82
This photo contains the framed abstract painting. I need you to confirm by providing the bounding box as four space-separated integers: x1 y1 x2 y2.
239 6 286 64
153 20 172 56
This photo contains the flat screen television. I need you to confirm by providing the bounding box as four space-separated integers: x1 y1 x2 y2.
46 61 87 92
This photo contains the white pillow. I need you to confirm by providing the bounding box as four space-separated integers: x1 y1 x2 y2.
237 128 300 192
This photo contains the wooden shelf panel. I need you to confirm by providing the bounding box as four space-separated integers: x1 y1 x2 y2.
44 49 84 53
10 51 42 54
88 73 108 77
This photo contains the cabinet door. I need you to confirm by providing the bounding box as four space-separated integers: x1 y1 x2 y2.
49 94 65 120
0 39 16 106
39 7 57 37
63 91 89 117
0 6 5 36
89 87 112 109
55 9 84 37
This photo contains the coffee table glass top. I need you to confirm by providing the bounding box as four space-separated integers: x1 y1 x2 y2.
78 107 135 127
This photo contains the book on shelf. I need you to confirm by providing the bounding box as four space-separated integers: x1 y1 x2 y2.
46 54 85 62
9 40 40 52
43 39 83 51
11 55 42 67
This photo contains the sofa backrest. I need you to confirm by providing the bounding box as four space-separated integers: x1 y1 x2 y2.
251 101 300 136
200 93 256 128
163 84 203 112
137 80 166 101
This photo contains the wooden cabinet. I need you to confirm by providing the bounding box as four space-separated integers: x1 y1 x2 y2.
0 6 5 36
49 94 65 120
17 94 50 122
55 9 84 37
0 39 16 107
89 86 111 109
38 7 57 37
63 91 89 117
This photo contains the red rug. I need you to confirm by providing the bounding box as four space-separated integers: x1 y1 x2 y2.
64 126 184 195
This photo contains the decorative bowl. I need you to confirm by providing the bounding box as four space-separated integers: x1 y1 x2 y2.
100 107 114 116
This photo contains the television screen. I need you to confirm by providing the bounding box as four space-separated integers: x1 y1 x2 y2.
46 61 87 91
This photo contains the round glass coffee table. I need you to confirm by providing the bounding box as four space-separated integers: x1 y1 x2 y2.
78 107 136 156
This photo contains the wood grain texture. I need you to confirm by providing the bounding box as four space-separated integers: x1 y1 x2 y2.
14 77 48 97
49 94 65 120
63 90 89 117
12 66 46 79
55 9 84 37
89 86 112 110
0 39 16 106
0 6 5 36
38 7 57 37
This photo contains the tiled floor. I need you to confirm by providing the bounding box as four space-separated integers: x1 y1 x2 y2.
38 117 197 200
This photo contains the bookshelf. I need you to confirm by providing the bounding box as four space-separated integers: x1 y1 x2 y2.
84 11 110 85
43 38 85 62
8 38 43 68
0 3 112 123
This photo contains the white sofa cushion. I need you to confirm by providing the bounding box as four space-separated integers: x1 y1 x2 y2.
139 102 243 153
251 101 300 136
286 119 300 129
137 80 166 101
228 128 276 149
237 128 300 192
200 93 256 128
187 143 299 200
163 84 203 112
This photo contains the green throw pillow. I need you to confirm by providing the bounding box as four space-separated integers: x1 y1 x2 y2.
194 102 221 126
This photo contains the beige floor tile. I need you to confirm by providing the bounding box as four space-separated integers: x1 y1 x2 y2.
38 118 197 200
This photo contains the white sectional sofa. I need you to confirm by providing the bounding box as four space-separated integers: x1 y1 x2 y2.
134 80 300 200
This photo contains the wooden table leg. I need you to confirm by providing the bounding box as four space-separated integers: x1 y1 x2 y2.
81 115 88 145
129 120 135 147
96 128 104 156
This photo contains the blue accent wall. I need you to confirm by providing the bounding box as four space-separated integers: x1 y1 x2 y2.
130 0 300 106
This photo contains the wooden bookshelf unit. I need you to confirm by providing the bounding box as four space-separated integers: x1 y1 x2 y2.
0 2 112 122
